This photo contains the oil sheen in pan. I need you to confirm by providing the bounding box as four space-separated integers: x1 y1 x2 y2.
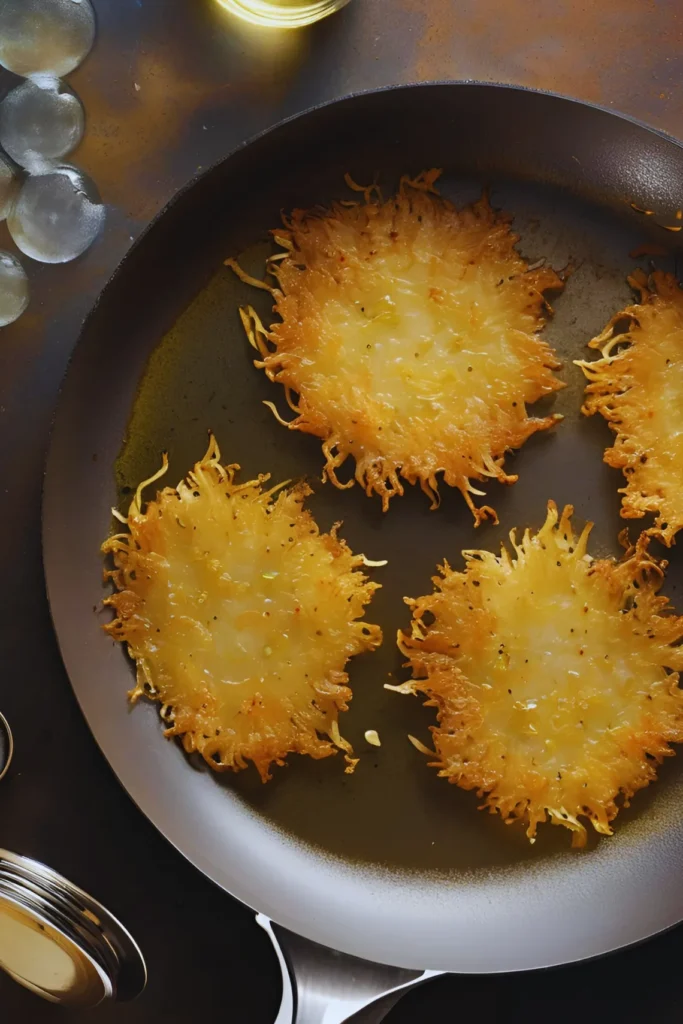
114 174 683 875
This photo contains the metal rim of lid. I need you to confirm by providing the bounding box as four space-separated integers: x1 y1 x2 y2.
0 872 113 974
0 875 107 981
0 869 131 1007
0 849 146 1004
0 865 127 999
0 711 13 782
0 848 147 999
0 870 116 979
0 886 113 1006
0 860 114 947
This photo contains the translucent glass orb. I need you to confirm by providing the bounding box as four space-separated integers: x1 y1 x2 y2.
0 252 29 327
0 79 84 172
0 154 17 222
8 165 105 264
0 0 96 79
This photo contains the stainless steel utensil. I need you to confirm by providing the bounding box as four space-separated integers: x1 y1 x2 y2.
0 848 146 1007
0 712 13 782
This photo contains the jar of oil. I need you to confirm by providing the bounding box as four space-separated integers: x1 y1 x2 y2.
215 0 350 28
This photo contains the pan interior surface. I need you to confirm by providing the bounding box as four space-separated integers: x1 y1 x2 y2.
44 84 683 972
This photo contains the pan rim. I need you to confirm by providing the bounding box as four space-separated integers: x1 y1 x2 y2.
44 78 683 368
42 80 683 973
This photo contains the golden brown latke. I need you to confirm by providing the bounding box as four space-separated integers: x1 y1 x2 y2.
101 436 382 781
228 170 564 523
577 270 683 546
393 501 683 847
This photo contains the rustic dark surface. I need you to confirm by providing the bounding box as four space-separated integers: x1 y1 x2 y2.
2 0 683 1020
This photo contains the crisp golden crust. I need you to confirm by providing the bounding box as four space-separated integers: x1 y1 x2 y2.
101 437 382 781
394 502 683 846
229 170 564 523
577 270 683 546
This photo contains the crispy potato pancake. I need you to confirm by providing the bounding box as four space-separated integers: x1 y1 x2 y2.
101 436 382 780
228 170 564 523
394 501 683 846
577 270 683 546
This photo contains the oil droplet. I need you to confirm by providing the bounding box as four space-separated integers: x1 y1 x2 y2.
513 699 538 711
0 253 29 327
0 154 17 222
0 79 84 172
8 165 104 264
0 0 95 78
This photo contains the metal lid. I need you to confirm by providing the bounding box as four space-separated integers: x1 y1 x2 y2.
0 849 146 1007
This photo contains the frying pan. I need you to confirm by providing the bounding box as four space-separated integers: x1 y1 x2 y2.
43 83 683 1023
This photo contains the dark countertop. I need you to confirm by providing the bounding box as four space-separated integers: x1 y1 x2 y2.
2 1 683 1020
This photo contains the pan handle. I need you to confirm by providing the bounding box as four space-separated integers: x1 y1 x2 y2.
257 914 439 1024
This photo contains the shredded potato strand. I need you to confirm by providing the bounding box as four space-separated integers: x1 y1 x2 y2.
397 501 683 846
230 170 564 522
101 436 382 780
577 270 683 546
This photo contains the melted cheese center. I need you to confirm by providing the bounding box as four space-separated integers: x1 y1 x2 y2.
456 552 667 773
320 261 539 418
131 487 370 721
